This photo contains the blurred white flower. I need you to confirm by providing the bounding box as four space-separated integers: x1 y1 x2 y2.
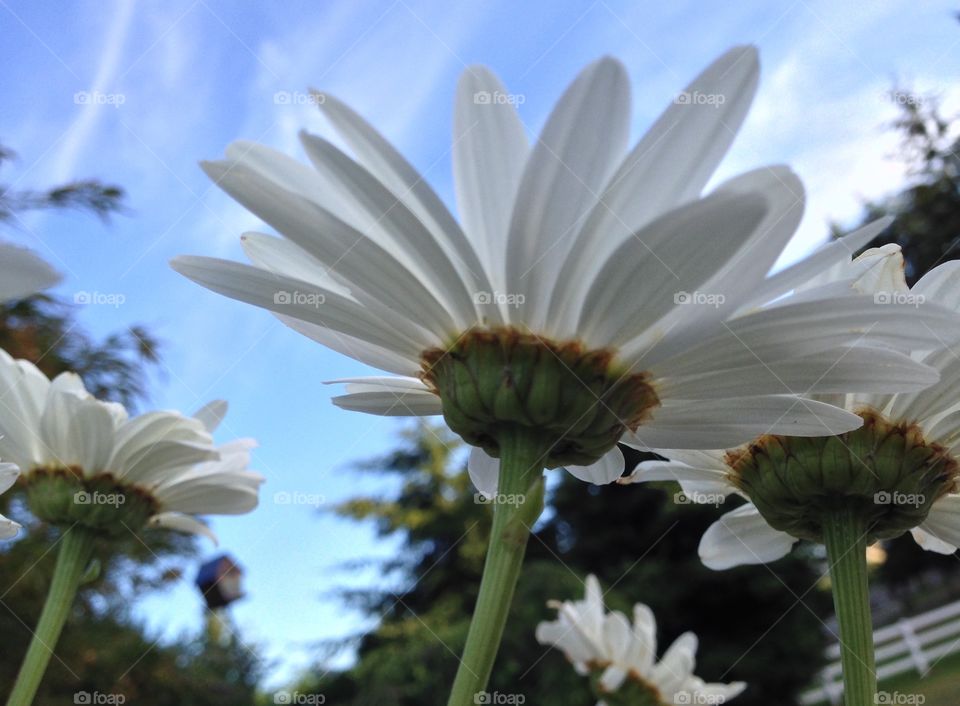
0 350 262 542
536 575 746 705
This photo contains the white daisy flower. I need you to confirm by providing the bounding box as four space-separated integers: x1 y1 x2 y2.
536 574 746 705
627 245 960 569
172 47 954 489
0 242 61 302
0 350 263 541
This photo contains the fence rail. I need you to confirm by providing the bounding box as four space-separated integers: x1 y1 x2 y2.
800 598 960 704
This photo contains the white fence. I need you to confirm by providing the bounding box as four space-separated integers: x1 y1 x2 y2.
801 598 960 704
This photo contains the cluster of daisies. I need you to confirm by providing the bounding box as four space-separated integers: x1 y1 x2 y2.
6 43 960 705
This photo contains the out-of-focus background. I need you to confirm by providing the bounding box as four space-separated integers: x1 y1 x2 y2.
2 1 960 704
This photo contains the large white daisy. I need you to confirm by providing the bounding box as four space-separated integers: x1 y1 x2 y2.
627 246 960 569
0 242 61 302
172 47 954 488
536 574 746 705
0 350 262 541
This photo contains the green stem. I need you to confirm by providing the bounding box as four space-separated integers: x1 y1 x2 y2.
6 527 97 706
447 430 546 706
822 507 876 706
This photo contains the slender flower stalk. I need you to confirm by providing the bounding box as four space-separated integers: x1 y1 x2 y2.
5 528 96 706
822 508 876 706
448 430 544 705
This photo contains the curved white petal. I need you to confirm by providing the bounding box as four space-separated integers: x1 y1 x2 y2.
913 495 960 552
0 242 61 302
170 256 436 357
507 57 631 330
910 527 957 555
193 400 228 433
330 377 442 417
699 503 798 570
913 261 960 313
454 66 528 299
0 515 21 539
468 447 500 498
625 396 862 450
564 447 625 485
149 511 218 545
657 346 939 400
547 47 759 335
578 190 768 349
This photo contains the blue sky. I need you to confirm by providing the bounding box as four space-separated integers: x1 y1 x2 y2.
2 0 960 688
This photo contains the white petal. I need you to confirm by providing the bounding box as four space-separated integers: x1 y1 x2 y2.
506 57 631 330
642 297 960 376
0 515 21 539
564 447 625 485
744 218 892 308
149 511 218 545
547 47 759 334
453 66 528 297
0 463 18 493
39 391 114 475
330 377 441 417
914 495 960 552
240 232 351 296
657 346 939 400
913 261 960 313
193 400 228 433
277 316 418 377
171 256 436 357
699 503 798 570
468 447 500 498
298 133 478 330
910 527 957 555
625 396 863 450
201 161 459 337
316 92 493 314
578 190 769 348
0 242 61 301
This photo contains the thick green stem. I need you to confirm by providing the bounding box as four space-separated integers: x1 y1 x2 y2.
6 527 97 706
447 430 546 706
822 507 876 706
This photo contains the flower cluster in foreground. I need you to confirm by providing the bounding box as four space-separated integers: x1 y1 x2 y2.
537 575 745 706
172 46 957 492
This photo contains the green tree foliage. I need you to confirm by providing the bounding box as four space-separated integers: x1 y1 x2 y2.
299 426 830 706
